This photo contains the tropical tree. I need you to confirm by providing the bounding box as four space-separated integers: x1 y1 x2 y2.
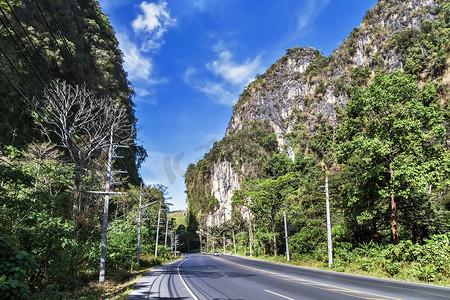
337 70 448 244
33 80 134 224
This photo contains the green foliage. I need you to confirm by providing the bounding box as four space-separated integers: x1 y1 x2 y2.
382 233 450 281
333 75 349 97
389 7 450 79
186 120 278 220
290 219 326 255
305 52 333 79
0 235 36 299
106 219 140 270
0 1 167 297
182 1 450 287
351 66 371 86
337 70 448 243
314 80 327 95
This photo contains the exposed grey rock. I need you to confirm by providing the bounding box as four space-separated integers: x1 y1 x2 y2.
201 0 438 226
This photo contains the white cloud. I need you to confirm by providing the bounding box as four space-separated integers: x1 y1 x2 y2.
134 87 157 105
206 43 261 85
183 44 262 106
199 82 236 106
132 1 176 52
117 33 152 81
297 0 330 31
183 67 197 85
183 67 239 106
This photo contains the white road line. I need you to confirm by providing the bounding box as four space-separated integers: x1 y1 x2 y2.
178 258 199 300
264 289 295 300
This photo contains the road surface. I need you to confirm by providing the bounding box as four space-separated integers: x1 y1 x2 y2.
128 254 450 299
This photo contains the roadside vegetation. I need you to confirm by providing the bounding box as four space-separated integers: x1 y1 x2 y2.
185 0 450 287
186 71 450 286
0 1 176 299
226 233 450 286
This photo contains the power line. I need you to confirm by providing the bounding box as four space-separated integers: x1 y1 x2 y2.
38 0 86 83
4 0 65 86
0 8 51 88
0 39 106 180
0 42 114 197
1 2 138 208
66 0 109 92
33 0 81 84
0 2 124 181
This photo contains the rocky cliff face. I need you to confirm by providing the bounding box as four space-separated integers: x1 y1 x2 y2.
207 159 241 226
188 0 445 226
227 0 438 144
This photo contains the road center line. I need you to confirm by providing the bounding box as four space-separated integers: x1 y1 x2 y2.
215 257 400 300
177 258 199 300
264 289 295 300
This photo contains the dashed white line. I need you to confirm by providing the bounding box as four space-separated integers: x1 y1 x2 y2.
264 289 295 300
178 258 199 300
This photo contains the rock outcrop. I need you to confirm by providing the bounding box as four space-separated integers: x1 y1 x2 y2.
186 0 446 226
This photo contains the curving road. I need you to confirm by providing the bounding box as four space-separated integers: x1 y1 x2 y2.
128 254 450 300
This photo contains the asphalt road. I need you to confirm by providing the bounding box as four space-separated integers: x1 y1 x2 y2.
128 254 450 300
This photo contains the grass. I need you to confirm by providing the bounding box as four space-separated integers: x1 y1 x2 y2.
232 252 450 287
170 210 186 228
70 257 180 300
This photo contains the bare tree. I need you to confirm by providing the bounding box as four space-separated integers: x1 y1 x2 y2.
21 141 63 194
33 80 135 224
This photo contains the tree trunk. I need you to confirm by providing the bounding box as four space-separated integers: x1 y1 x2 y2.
272 218 277 256
372 218 379 243
232 229 236 255
72 167 83 226
389 163 399 245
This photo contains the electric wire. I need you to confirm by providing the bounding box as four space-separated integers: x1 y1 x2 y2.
0 36 110 191
66 0 110 94
33 0 80 84
39 0 86 84
4 0 64 86
1 2 138 209
0 2 118 179
0 56 100 184
0 34 108 183
0 8 50 88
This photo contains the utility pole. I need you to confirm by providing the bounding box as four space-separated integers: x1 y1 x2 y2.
283 205 290 262
96 125 127 283
248 209 253 258
155 202 162 257
206 228 209 252
135 184 158 264
325 175 333 267
174 233 178 255
137 183 142 264
164 215 169 247
223 232 226 254
232 229 237 255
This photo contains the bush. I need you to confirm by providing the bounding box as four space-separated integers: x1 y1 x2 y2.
382 234 450 281
0 235 36 299
290 219 326 255
334 242 353 262
416 264 439 282
385 261 401 276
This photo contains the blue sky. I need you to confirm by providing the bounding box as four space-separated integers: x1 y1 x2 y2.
98 0 377 211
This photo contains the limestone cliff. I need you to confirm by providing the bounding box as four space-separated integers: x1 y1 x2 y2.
186 0 448 226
